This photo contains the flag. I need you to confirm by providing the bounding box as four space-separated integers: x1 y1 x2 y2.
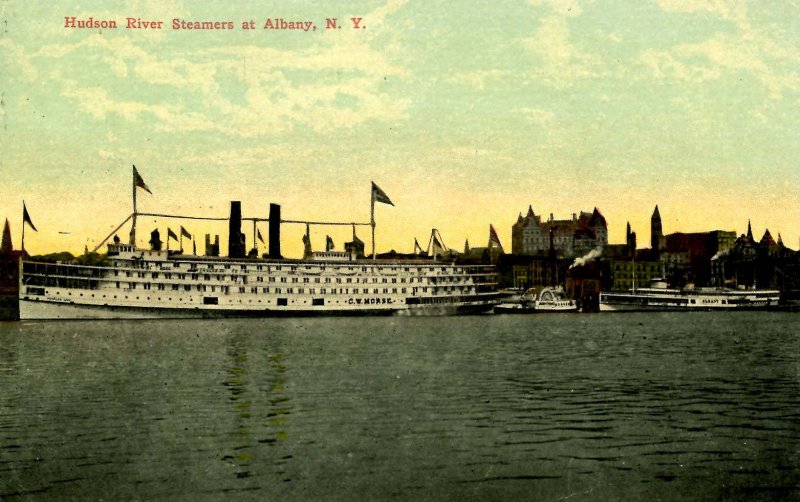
180 226 192 239
326 235 334 251
257 229 265 244
371 182 394 206
22 202 37 232
133 165 152 194
489 224 501 244
489 224 504 253
167 228 178 241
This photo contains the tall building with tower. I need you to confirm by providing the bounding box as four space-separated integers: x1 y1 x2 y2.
650 205 666 253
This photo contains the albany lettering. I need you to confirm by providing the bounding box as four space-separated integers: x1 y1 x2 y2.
263 18 316 32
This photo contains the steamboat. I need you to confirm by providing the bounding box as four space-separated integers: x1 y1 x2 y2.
494 287 578 314
19 171 499 319
599 282 780 312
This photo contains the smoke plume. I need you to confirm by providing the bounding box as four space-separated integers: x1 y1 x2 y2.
570 247 603 269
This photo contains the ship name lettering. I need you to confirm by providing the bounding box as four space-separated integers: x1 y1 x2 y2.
348 297 393 305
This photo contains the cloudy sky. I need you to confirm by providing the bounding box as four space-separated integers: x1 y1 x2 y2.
1 0 798 256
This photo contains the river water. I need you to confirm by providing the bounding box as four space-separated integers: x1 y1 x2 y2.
0 312 798 501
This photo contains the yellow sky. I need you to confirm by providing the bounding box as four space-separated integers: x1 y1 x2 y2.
1 0 798 256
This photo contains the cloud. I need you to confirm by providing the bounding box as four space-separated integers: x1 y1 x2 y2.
654 0 749 28
0 39 39 82
528 0 584 17
519 107 555 127
59 79 216 132
521 13 602 88
647 0 799 100
449 69 507 90
638 31 800 100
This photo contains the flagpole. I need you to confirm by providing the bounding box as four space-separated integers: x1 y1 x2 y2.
131 168 137 245
371 186 376 260
252 220 257 253
21 203 26 254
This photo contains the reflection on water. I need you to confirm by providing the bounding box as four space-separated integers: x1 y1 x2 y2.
222 335 254 481
0 313 798 500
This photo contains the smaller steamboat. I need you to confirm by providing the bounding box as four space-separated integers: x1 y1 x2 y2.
494 287 578 314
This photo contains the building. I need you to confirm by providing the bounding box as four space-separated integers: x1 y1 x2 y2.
512 206 608 258
643 205 737 287
605 221 661 291
663 229 736 286
712 223 798 290
496 254 566 289
650 205 666 253
1 219 23 320
609 250 663 291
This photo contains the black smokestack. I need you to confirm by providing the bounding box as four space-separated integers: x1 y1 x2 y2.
269 203 282 259
228 201 245 258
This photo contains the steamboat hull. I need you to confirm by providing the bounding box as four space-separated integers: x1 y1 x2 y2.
20 298 495 320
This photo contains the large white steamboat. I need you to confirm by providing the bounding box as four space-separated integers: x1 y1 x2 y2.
599 285 780 312
19 173 499 319
20 245 498 319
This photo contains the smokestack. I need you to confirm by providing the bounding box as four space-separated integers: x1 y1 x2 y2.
269 203 282 259
228 201 245 258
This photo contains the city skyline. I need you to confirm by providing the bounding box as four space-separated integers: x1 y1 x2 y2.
1 0 798 257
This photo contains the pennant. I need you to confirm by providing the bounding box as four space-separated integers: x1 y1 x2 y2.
489 224 501 244
489 224 504 253
326 235 334 251
257 229 265 244
22 202 37 232
371 182 394 206
167 228 178 241
180 226 192 239
133 165 152 194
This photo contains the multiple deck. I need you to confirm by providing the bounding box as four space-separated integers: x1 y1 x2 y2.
19 245 498 319
600 287 780 312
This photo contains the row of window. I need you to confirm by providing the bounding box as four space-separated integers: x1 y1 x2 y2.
112 271 471 286
125 260 457 275
115 282 474 295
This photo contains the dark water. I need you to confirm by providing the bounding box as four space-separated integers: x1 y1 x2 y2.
0 313 798 501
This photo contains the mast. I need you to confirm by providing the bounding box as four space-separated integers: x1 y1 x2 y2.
252 220 257 254
130 168 137 246
370 185 376 259
21 204 26 254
